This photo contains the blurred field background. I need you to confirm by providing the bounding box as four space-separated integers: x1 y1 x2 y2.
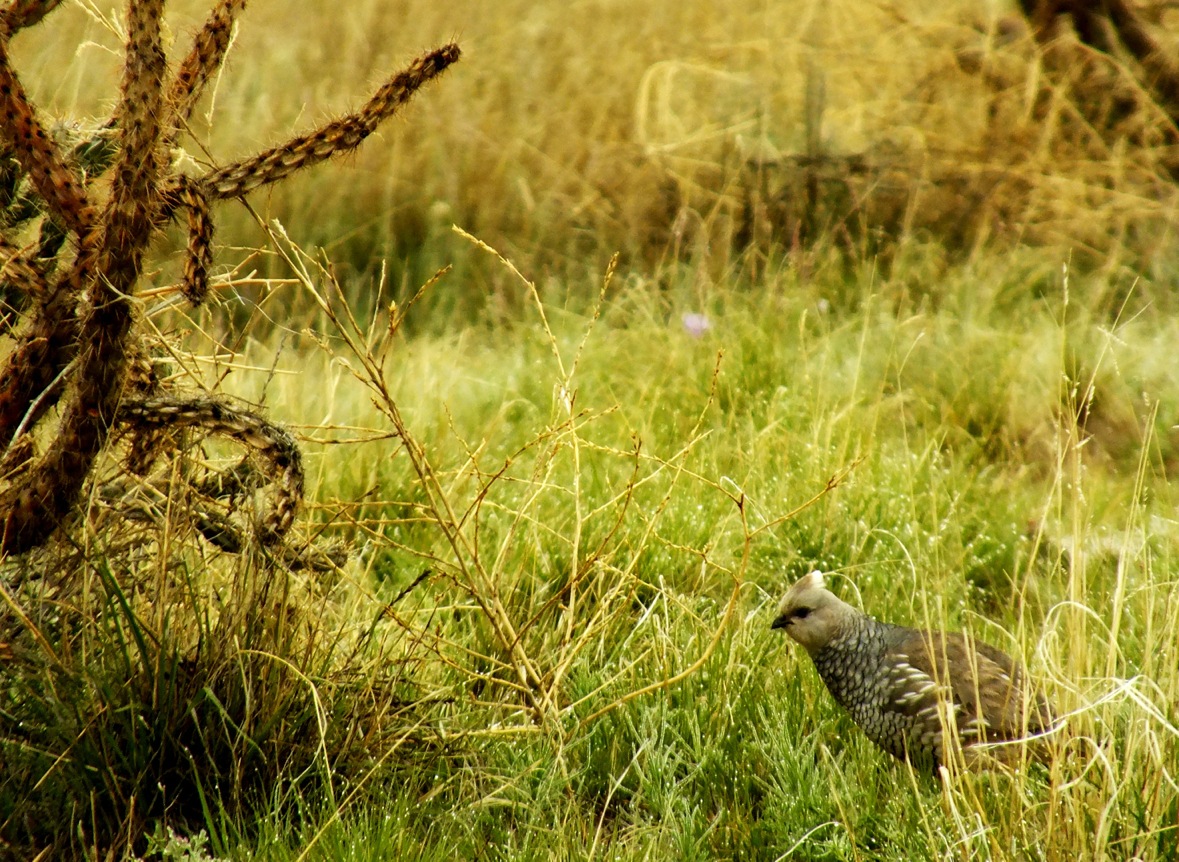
3 1 1179 860
18 0 1179 302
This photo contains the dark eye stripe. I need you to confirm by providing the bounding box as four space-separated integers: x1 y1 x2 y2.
792 607 811 620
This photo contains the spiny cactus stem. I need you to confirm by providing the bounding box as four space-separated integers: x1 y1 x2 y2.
1 355 75 461
0 246 93 449
118 395 305 545
0 233 47 297
167 0 248 135
0 0 170 554
201 43 461 200
0 0 64 36
0 40 94 234
175 176 213 304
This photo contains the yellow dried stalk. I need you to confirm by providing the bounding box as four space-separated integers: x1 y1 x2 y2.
201 43 460 200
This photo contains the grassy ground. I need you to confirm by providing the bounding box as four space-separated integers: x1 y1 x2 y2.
152 246 1174 861
4 2 1179 859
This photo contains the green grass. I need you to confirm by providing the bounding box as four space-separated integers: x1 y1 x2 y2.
5 3 1179 858
153 246 1177 861
7 233 1178 858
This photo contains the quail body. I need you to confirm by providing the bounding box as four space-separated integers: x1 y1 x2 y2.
771 571 1056 770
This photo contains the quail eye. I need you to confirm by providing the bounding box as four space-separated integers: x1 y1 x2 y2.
793 607 811 620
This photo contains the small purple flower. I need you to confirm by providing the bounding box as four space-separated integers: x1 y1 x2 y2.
681 312 711 338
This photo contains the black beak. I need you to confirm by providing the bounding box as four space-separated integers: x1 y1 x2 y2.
770 614 789 630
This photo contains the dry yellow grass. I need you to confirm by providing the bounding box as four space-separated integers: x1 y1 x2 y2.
17 0 1179 279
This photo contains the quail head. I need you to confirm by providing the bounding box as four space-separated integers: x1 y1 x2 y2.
771 571 1057 770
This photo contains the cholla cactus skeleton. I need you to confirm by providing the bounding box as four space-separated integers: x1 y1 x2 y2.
0 0 460 555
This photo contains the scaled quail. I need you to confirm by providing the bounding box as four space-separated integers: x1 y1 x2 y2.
771 571 1056 770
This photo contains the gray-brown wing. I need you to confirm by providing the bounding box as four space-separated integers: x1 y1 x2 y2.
873 629 962 764
890 629 1054 744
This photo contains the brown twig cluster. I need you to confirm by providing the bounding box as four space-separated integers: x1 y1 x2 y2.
0 0 460 556
1019 0 1179 122
1018 0 1179 137
638 2 1179 281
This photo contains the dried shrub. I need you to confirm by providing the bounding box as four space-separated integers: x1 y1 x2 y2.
632 2 1179 280
0 2 459 857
